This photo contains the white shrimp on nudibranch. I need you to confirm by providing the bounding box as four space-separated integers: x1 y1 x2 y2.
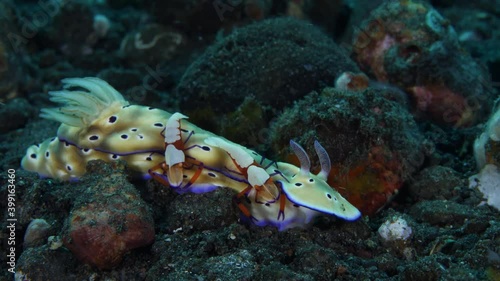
151 112 189 188
203 136 280 221
21 77 361 230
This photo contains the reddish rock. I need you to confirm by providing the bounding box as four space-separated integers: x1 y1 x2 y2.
62 160 155 269
351 0 494 127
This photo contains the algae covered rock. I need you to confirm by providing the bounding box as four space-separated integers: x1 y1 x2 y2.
177 17 362 145
408 165 464 201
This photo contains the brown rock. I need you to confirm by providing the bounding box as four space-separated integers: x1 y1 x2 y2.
62 160 155 269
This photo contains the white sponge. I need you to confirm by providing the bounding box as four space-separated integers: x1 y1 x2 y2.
378 216 412 242
469 164 500 211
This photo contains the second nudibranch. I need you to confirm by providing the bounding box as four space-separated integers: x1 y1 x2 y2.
21 77 361 230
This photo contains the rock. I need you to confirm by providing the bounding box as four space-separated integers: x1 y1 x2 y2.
351 0 495 127
16 246 77 280
402 256 442 281
408 166 464 201
23 219 51 249
62 160 155 269
409 200 477 226
43 1 94 57
0 98 34 133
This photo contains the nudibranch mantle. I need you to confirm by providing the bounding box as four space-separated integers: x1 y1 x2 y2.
21 77 361 230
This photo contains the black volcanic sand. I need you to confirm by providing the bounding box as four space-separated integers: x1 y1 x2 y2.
1 0 499 280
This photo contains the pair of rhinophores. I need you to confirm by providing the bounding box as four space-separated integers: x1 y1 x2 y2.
21 77 361 230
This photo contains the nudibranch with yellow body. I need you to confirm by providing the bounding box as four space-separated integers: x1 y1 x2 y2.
21 77 361 230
